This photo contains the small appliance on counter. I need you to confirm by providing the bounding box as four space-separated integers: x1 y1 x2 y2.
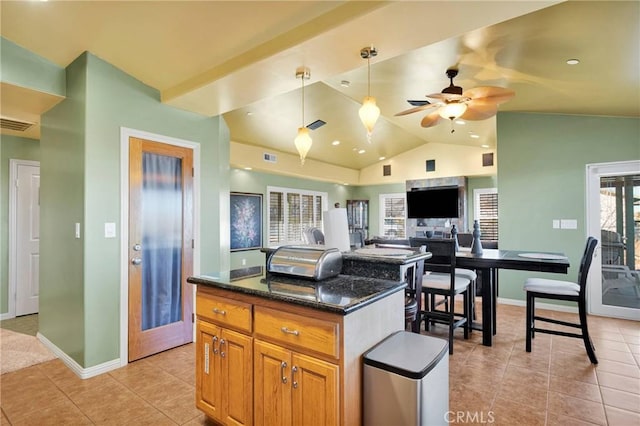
267 245 343 281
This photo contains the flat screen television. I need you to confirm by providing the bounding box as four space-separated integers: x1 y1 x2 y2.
406 187 459 219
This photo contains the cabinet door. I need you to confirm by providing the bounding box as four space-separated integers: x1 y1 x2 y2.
254 340 292 426
196 320 222 420
291 353 339 426
221 328 253 426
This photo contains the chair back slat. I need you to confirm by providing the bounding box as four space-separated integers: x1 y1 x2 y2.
578 237 599 297
409 237 456 267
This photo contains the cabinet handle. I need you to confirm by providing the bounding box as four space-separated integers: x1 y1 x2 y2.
281 326 300 336
212 308 227 316
212 335 219 355
292 366 298 389
204 343 210 374
281 361 288 384
219 338 226 358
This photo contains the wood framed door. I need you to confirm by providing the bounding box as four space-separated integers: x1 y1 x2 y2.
128 136 194 361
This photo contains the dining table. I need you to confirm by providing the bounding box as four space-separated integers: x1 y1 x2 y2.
455 248 570 346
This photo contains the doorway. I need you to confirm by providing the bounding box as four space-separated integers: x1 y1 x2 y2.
587 160 640 320
8 160 40 319
122 129 199 362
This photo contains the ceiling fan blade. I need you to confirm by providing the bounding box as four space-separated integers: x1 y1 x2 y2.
395 103 437 116
463 86 515 104
420 110 444 128
426 92 466 102
460 103 498 120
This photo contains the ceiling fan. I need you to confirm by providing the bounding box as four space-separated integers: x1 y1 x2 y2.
395 68 515 132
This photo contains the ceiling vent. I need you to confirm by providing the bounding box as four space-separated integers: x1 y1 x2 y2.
263 152 277 163
306 119 326 130
1 117 35 132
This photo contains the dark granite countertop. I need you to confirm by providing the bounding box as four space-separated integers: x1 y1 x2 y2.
187 269 407 315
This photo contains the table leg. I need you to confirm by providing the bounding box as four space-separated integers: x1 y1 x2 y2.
412 260 424 333
480 268 494 346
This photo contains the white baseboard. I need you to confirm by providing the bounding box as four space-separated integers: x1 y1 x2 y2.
498 297 579 314
0 312 15 320
37 332 124 379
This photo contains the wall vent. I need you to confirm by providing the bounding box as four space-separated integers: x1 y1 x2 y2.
1 117 34 132
263 153 277 163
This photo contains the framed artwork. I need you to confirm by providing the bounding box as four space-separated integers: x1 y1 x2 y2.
230 192 263 251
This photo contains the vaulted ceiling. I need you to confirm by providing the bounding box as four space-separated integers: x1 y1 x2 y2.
1 1 638 170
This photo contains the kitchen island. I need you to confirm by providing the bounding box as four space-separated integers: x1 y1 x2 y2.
187 269 406 426
261 245 432 332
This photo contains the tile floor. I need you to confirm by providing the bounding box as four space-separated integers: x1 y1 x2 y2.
1 305 639 425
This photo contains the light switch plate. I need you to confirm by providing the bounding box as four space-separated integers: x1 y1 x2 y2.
552 220 560 229
560 219 578 229
105 222 116 238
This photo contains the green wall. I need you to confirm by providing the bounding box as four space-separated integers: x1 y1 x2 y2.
466 175 498 226
1 37 66 96
39 52 229 368
229 169 353 269
497 112 640 301
0 135 41 314
39 53 87 362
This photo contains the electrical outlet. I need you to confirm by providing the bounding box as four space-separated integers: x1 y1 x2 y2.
552 220 560 229
241 258 247 266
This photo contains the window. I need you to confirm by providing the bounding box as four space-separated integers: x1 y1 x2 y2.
474 188 498 241
267 186 327 245
379 193 406 238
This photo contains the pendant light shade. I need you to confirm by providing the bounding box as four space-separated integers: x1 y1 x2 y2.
294 127 312 165
360 46 378 143
359 96 380 135
294 67 311 165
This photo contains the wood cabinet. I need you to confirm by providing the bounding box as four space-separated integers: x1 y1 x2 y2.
195 282 403 426
254 328 339 426
196 304 253 425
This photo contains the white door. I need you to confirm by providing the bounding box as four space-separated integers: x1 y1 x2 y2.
587 160 640 320
11 161 41 316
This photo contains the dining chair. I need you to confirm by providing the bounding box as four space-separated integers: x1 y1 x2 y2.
411 236 477 328
523 236 599 363
415 238 471 354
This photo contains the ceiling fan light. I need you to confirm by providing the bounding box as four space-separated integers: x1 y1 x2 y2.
438 102 468 120
359 96 380 139
294 127 312 165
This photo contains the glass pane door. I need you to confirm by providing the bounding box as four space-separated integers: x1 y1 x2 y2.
599 174 639 310
587 161 640 320
141 152 183 330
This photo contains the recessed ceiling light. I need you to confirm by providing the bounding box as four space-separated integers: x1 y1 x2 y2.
470 134 480 139
244 167 252 170
246 111 253 116
343 183 350 186
379 156 386 161
332 140 340 146
358 149 366 154
566 58 580 65
481 144 490 148
340 80 350 87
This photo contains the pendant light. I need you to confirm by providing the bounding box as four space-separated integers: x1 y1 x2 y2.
359 46 380 143
294 67 312 165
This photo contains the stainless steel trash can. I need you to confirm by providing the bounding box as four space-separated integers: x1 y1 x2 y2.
363 331 449 426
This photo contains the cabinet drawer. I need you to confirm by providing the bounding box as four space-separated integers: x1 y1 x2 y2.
197 294 252 333
254 306 340 359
